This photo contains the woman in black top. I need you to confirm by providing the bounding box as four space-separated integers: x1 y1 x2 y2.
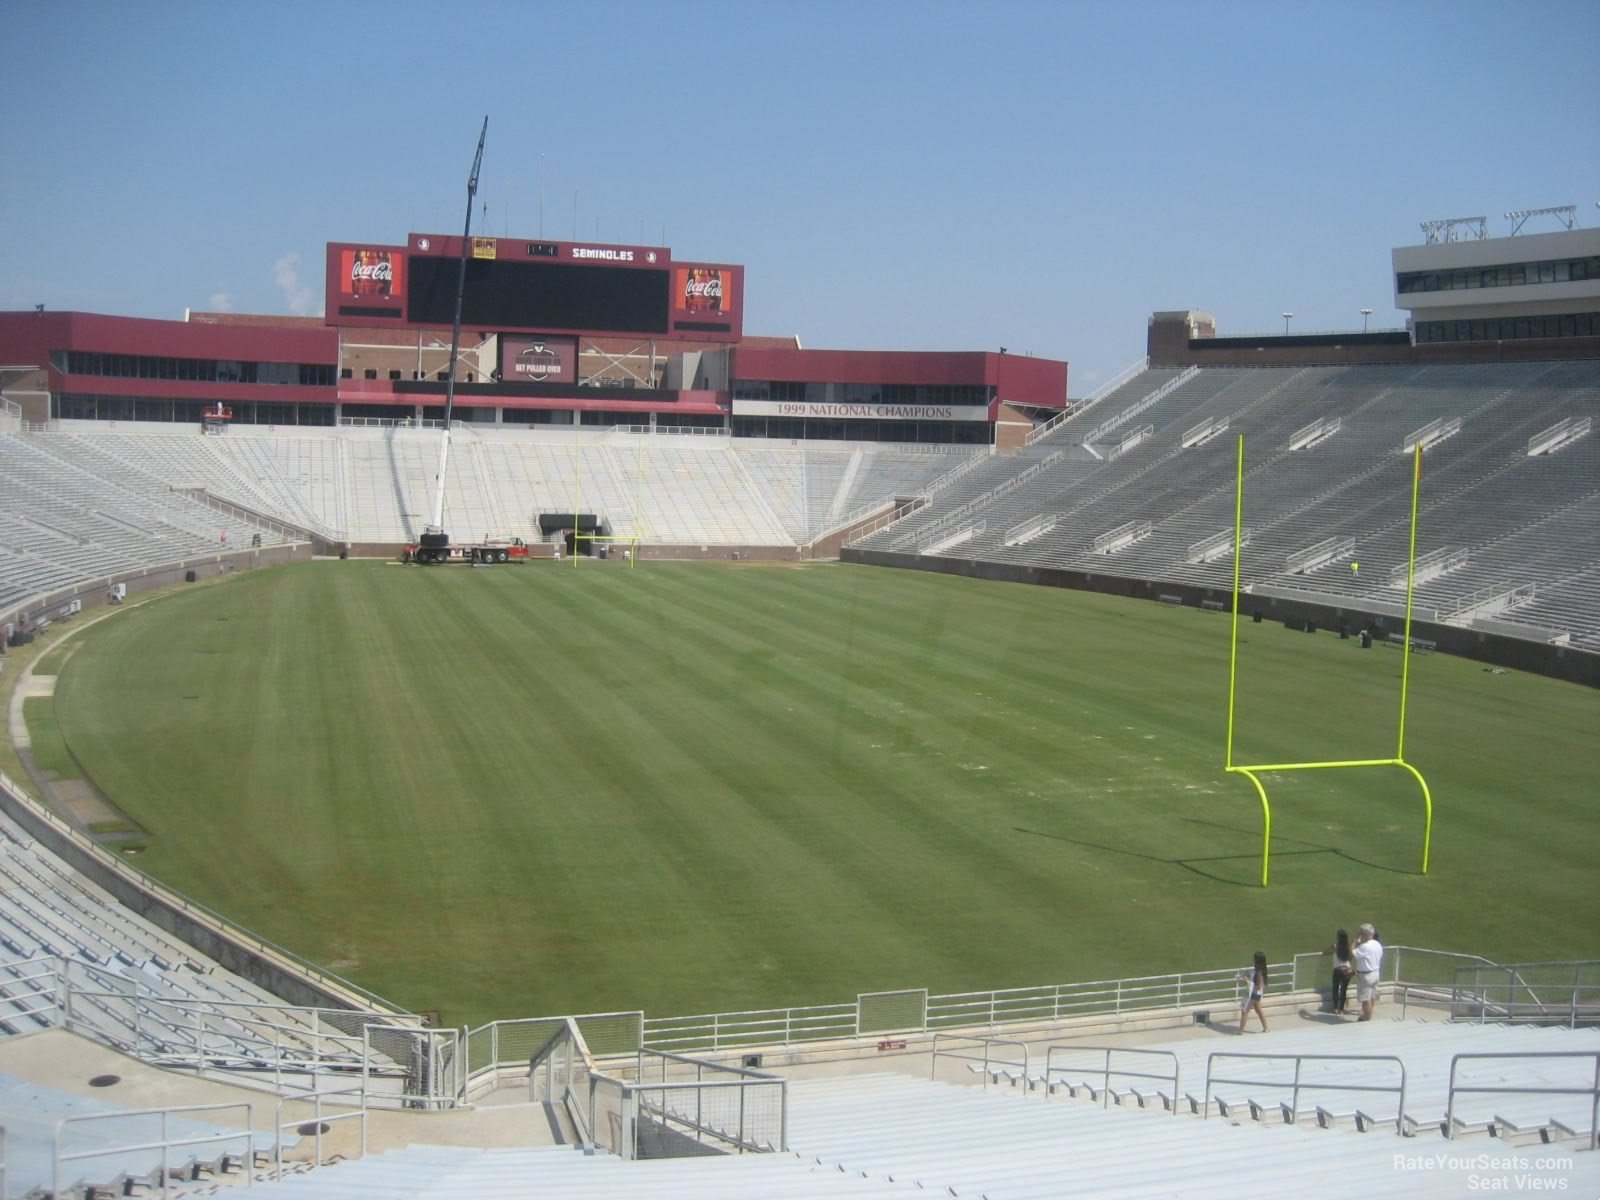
1325 929 1355 1014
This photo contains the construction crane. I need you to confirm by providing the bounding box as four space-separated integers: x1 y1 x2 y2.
414 116 487 564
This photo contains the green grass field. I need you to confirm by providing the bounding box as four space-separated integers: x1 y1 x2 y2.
45 559 1600 1026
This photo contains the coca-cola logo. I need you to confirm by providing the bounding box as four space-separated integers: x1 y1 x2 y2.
685 275 723 299
350 260 392 283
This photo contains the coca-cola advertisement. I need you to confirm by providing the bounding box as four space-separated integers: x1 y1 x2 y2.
674 266 733 314
499 334 577 385
339 248 405 300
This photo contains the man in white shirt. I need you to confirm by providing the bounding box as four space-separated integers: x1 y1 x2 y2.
1353 923 1384 1021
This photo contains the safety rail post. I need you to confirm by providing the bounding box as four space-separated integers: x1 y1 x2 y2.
1445 1052 1600 1149
55 1101 256 1200
1044 1045 1181 1113
1204 1053 1406 1133
930 1034 1029 1089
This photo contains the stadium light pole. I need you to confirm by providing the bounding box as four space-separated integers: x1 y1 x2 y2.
1282 312 1294 335
1361 307 1373 333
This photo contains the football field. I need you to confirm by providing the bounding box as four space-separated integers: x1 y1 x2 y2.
48 560 1600 1026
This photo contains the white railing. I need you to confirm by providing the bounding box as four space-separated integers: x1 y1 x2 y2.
271 1086 369 1181
1445 1052 1600 1147
1080 365 1199 445
1026 356 1149 445
337 416 463 430
1390 545 1468 587
1091 520 1151 555
1043 1045 1183 1110
1402 415 1461 454
1204 1051 1408 1131
887 449 1062 551
1216 325 1408 339
1445 582 1537 623
1188 527 1249 565
608 424 731 438
1103 423 1154 460
54 1101 257 1200
632 963 1273 1057
1290 415 1341 451
923 520 984 555
1285 535 1354 575
1527 415 1590 456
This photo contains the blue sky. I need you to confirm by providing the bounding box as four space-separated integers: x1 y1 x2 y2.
2 0 1596 390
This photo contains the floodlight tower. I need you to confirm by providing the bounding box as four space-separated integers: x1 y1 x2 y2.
417 116 488 563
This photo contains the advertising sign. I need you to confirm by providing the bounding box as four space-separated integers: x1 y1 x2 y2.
339 248 405 300
674 266 733 315
733 399 991 422
500 335 578 385
472 237 498 260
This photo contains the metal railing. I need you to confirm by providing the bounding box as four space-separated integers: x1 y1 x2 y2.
633 963 1274 1058
55 1101 257 1200
608 424 730 438
1043 1045 1180 1111
1448 961 1600 1027
1080 365 1198 445
1026 356 1149 445
614 1050 787 1158
1445 1052 1600 1148
644 1004 857 1054
271 1086 368 1181
1205 1052 1407 1131
526 1018 599 1145
337 416 462 430
1291 945 1499 1017
931 1034 1029 1089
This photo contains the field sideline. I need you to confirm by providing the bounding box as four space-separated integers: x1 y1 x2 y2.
46 560 1600 1026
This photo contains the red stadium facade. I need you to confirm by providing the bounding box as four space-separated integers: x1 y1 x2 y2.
0 230 1068 446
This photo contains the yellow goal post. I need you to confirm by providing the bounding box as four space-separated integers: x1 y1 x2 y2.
1223 435 1434 887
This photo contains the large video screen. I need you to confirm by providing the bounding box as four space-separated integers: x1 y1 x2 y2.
407 256 671 334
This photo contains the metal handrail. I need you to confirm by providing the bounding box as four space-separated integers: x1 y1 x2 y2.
1205 1052 1407 1133
1445 1052 1600 1148
1044 1045 1180 1112
1449 961 1600 1027
272 1086 368 1181
931 1034 1029 1089
1026 356 1149 445
55 1101 255 1200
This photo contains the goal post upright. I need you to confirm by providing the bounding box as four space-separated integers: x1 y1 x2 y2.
1223 436 1434 886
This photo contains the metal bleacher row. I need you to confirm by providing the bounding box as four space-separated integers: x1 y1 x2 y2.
854 359 1600 648
1 359 1595 632
1033 1018 1600 1137
1 425 980 559
0 807 397 1080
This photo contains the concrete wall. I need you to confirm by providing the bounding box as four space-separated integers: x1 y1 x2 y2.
841 548 1599 688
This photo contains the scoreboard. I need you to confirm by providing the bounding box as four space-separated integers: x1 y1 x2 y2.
325 234 743 343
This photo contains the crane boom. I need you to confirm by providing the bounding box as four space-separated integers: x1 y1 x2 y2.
425 116 488 537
